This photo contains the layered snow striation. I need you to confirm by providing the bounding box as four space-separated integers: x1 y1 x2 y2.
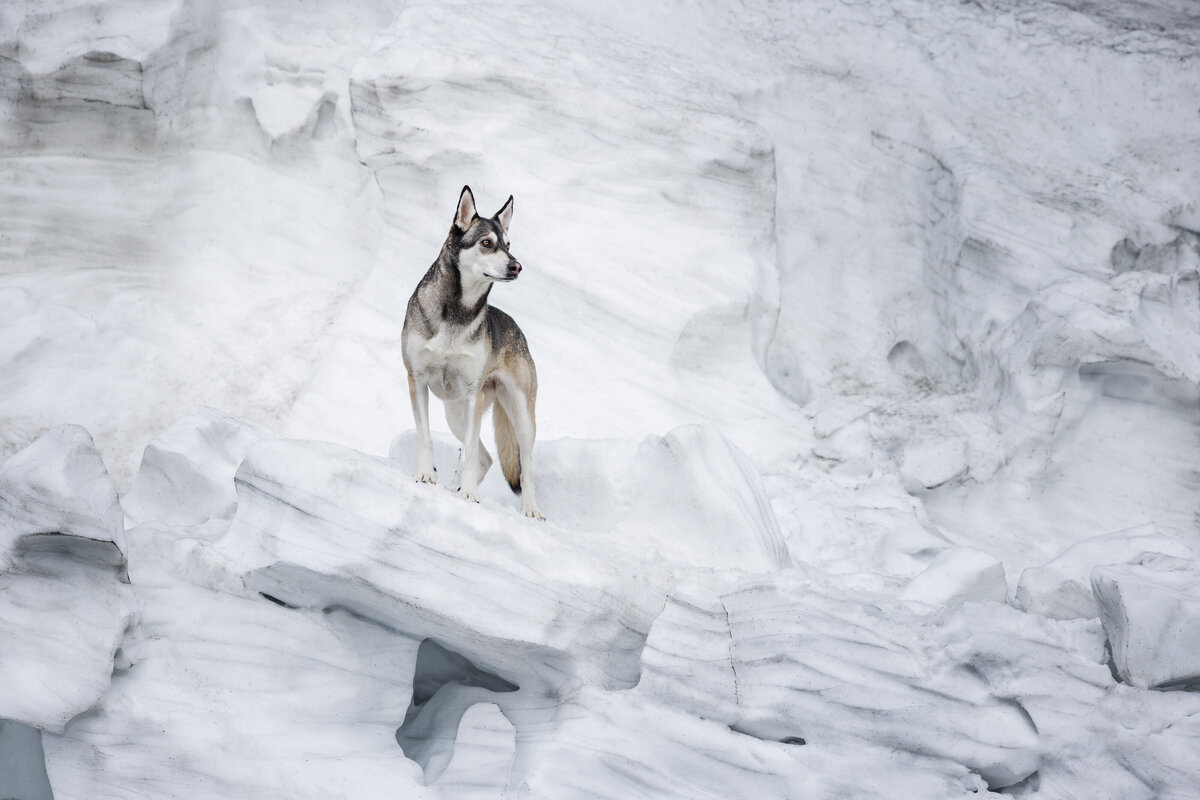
0 414 1061 797
8 418 1200 797
220 434 669 694
22 407 1200 798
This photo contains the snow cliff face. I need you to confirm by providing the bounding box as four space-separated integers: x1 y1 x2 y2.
3 0 1200 798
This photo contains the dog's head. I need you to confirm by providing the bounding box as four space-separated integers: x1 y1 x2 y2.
451 186 521 283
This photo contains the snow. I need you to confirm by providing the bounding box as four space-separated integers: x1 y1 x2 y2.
0 427 136 734
2 0 1200 797
1093 553 1200 690
1015 523 1200 620
899 546 1008 611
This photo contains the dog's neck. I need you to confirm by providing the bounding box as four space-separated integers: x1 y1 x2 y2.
432 238 491 326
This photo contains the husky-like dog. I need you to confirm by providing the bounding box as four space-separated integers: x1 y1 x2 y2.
401 185 542 519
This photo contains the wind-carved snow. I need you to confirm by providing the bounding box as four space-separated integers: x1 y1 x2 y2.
641 577 1040 792
220 436 669 693
396 640 519 785
4 0 1200 796
0 426 136 732
123 408 274 526
1093 554 1200 690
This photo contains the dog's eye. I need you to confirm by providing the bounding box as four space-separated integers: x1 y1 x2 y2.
480 238 493 249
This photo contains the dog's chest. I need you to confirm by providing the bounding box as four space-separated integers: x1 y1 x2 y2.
408 326 488 400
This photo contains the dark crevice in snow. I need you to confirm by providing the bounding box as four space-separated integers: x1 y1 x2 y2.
997 697 1039 736
727 723 806 747
258 592 297 609
988 768 1039 795
1103 639 1123 684
12 533 127 582
0 719 54 800
407 639 519 706
395 639 519 785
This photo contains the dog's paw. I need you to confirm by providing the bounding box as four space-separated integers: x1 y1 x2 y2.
458 488 480 504
524 507 545 521
416 472 436 485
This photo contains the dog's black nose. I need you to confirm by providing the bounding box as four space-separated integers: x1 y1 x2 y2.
507 261 522 279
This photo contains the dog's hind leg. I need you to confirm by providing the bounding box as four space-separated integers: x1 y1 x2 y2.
446 397 492 483
513 410 541 520
443 399 467 442
495 381 542 520
457 386 494 502
408 373 436 484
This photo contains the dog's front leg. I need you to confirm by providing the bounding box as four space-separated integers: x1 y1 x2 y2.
458 385 488 503
408 373 436 484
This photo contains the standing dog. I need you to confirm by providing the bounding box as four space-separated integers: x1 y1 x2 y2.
401 186 542 519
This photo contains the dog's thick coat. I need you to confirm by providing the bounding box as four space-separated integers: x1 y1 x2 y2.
401 186 542 519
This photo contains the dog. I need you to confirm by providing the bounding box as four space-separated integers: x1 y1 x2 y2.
401 185 543 519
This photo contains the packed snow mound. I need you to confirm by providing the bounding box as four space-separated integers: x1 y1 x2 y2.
122 407 273 526
0 427 136 732
1 424 126 557
642 576 1039 790
26 420 1050 798
391 424 791 573
1093 554 1200 690
47 525 429 800
899 546 1007 612
1016 524 1200 620
218 435 667 692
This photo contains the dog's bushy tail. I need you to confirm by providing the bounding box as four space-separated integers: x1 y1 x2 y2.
493 403 522 494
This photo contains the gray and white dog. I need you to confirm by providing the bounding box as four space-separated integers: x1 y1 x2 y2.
401 185 542 519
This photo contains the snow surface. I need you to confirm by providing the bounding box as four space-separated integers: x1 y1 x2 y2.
3 0 1200 797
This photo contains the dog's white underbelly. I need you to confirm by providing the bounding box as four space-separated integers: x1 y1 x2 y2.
409 332 487 401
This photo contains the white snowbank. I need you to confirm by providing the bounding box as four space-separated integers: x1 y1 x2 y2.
1093 554 1200 690
390 424 790 573
44 532 429 800
122 407 273 526
218 435 667 693
0 427 136 732
643 575 1040 790
1016 524 1199 620
1 425 126 556
899 546 1008 612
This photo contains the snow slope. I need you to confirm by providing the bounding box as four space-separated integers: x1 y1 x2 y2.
2 0 1200 797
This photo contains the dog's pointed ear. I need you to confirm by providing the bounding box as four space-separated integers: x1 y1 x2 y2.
454 185 477 231
495 195 514 233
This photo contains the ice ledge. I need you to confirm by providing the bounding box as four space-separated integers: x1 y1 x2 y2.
1 424 126 560
0 425 136 732
215 437 668 694
642 575 1041 790
1093 554 1200 690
